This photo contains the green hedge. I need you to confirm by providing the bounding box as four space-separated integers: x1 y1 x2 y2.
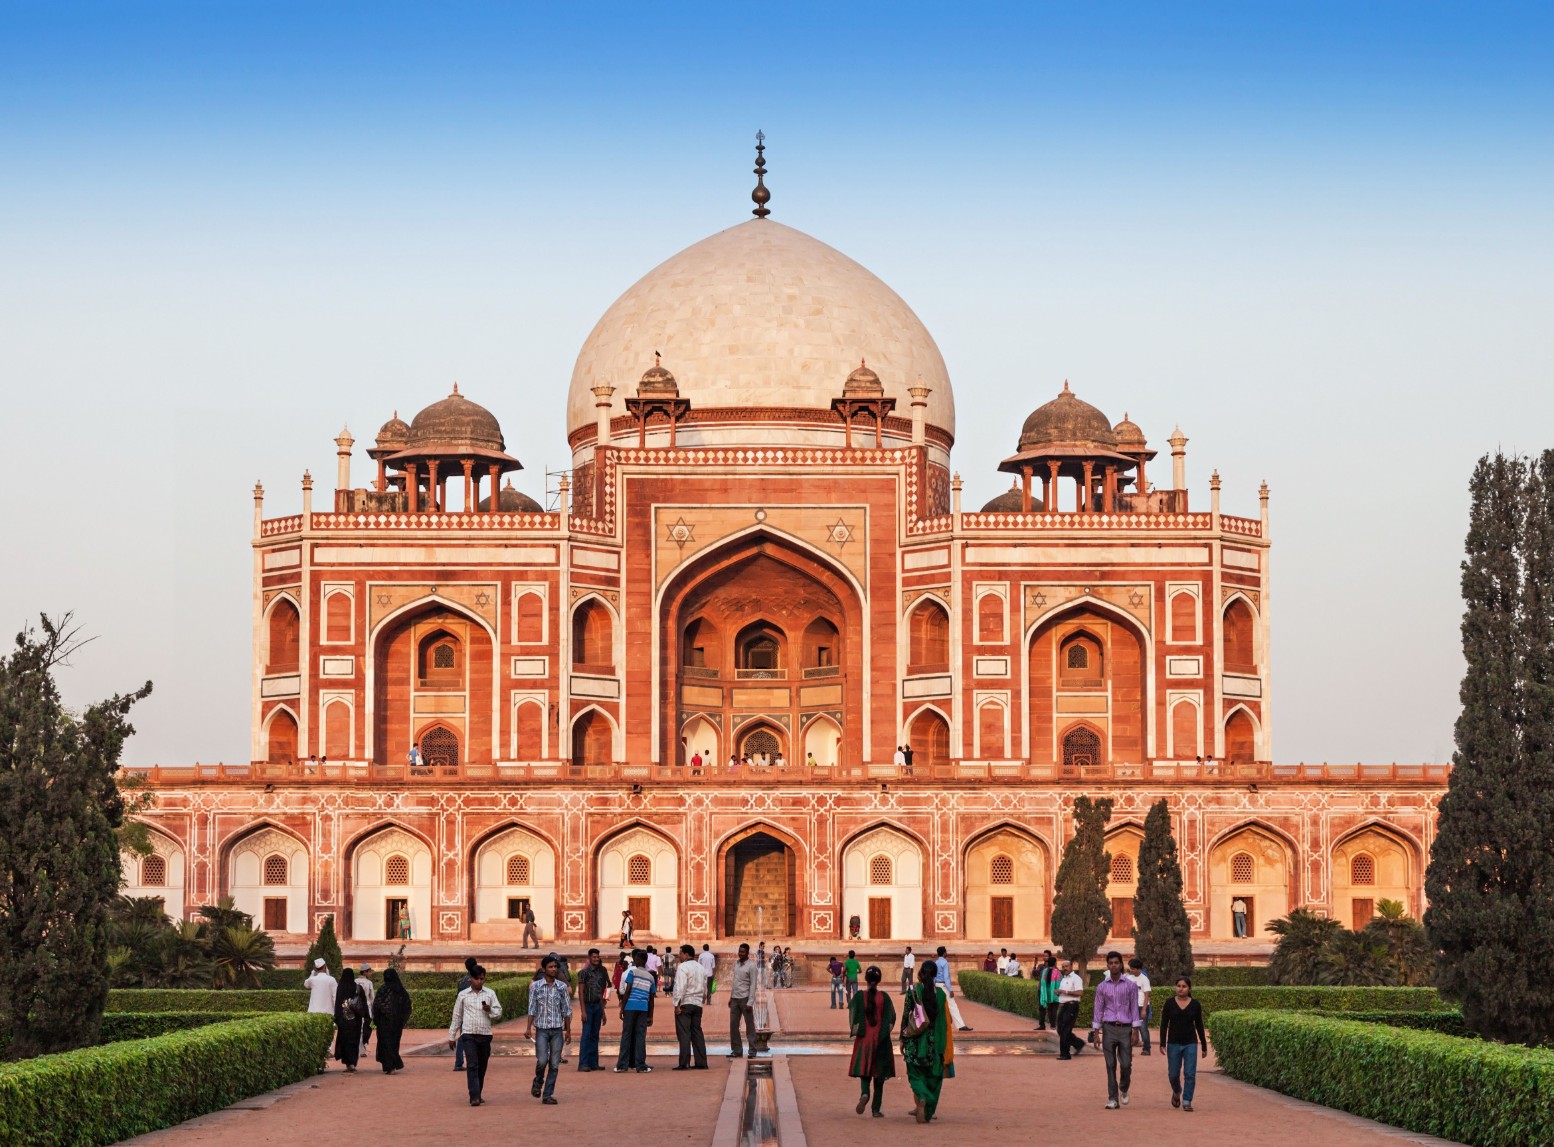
1208 1010 1554 1147
958 971 1445 1026
1080 964 1269 987
100 1012 268 1043
406 976 533 1030
1324 1010 1470 1037
254 968 505 991
0 1014 333 1147
106 989 304 1014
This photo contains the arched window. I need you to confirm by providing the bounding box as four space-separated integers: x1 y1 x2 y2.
323 700 350 760
1171 700 1199 759
384 854 411 885
265 709 298 765
908 601 950 671
736 622 783 674
1170 591 1198 643
506 854 531 884
1225 710 1257 764
869 855 894 885
803 617 840 669
417 630 462 688
263 854 288 886
977 593 1004 643
571 711 612 769
1230 852 1255 884
572 600 614 670
1350 853 1375 886
908 708 950 772
266 599 300 674
1059 633 1103 687
1224 599 1256 674
1061 726 1102 773
627 854 652 885
142 854 167 886
989 854 1014 884
1110 853 1134 883
741 727 780 762
420 726 459 771
324 592 352 644
515 592 545 644
978 700 1007 759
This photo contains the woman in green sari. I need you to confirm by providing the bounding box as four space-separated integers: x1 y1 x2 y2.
848 965 896 1116
900 960 952 1123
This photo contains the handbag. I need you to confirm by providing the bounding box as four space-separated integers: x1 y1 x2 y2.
900 992 929 1039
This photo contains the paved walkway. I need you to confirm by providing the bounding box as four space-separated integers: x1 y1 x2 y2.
123 990 1463 1147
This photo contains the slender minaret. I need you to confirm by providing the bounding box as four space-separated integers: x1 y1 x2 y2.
334 426 354 494
1169 426 1188 490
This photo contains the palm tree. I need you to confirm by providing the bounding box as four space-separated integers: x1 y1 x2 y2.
115 895 171 928
210 925 277 988
1320 928 1398 986
1266 908 1341 984
1364 899 1434 986
197 896 254 934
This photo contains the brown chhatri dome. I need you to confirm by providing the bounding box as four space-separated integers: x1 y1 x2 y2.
637 353 680 397
1018 381 1117 451
407 384 505 453
375 411 411 449
981 482 1043 513
842 358 884 399
1112 412 1147 450
478 479 543 513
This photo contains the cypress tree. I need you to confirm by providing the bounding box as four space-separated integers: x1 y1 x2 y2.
1426 452 1554 1045
1132 798 1195 983
304 915 343 976
1051 795 1113 971
0 616 151 1058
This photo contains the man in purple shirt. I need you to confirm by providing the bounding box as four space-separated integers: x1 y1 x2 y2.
1089 950 1141 1109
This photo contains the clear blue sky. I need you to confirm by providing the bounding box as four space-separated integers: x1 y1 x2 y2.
3 2 1550 765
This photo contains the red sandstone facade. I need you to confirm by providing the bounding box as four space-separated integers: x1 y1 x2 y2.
126 211 1446 949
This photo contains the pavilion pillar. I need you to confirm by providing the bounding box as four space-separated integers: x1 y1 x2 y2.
428 460 441 512
406 464 419 514
1046 460 1060 513
1020 466 1032 513
461 459 473 513
487 465 501 513
1081 461 1095 512
1103 466 1117 513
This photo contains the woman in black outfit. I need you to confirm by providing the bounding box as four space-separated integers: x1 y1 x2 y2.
373 967 413 1073
1158 976 1208 1111
334 967 368 1072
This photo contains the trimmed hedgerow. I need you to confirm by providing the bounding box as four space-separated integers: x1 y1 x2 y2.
106 989 304 1014
406 976 533 1030
100 1011 269 1043
958 971 1446 1025
1324 1010 1470 1037
1207 1010 1554 1147
0 1013 333 1147
1082 964 1270 987
253 968 514 991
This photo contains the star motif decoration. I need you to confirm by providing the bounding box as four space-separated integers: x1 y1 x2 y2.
474 591 492 607
1031 591 1048 608
1128 589 1147 608
827 519 855 548
667 516 696 550
375 593 392 607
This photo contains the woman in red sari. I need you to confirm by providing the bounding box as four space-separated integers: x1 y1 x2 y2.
847 965 897 1117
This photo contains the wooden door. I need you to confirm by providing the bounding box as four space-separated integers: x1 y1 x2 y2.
1352 898 1375 932
868 896 892 940
990 896 1015 939
628 896 652 935
1110 897 1134 938
385 897 408 941
263 898 287 932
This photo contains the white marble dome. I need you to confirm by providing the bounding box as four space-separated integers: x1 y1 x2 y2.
567 220 956 444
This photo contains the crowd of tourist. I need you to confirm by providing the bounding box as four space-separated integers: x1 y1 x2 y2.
304 940 1210 1118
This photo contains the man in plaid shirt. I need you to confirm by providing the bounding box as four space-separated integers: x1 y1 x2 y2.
525 955 573 1104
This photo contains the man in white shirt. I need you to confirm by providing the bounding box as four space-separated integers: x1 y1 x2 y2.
996 948 1010 975
893 745 906 771
671 943 710 1070
901 946 916 994
697 943 718 1001
448 966 502 1106
1055 959 1086 1059
645 946 662 975
1126 958 1153 1055
304 958 337 1014
1004 953 1022 977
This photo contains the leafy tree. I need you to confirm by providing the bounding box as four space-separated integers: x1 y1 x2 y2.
0 615 151 1058
1266 909 1340 985
197 896 254 933
1051 795 1114 971
1131 799 1195 983
305 915 343 976
1319 928 1398 986
1365 899 1433 987
1426 451 1554 1045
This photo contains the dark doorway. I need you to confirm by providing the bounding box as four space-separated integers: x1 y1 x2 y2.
263 898 288 932
1110 897 1134 938
385 897 408 941
868 896 892 940
507 897 532 920
1351 898 1374 932
990 896 1014 939
722 831 796 937
627 896 652 934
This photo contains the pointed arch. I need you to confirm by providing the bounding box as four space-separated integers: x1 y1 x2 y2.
121 824 188 920
222 820 310 934
1207 819 1298 940
714 820 805 938
1023 595 1155 762
803 713 842 769
906 704 951 772
1224 703 1261 763
595 820 680 938
263 593 301 675
344 820 437 941
963 822 1050 940
906 595 951 672
840 822 927 941
571 593 617 671
1223 594 1258 674
1331 820 1424 921
262 704 299 765
570 704 618 768
469 820 560 937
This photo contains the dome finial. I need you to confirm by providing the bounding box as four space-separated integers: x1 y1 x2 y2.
751 130 771 219
451 381 461 397
1062 379 1071 393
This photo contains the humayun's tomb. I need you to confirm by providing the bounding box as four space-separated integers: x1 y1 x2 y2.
124 149 1448 955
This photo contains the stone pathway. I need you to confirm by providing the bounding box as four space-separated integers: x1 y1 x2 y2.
122 991 1464 1147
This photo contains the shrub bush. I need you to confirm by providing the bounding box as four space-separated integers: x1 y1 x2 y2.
106 989 304 1014
1084 964 1270 987
405 976 533 1030
0 1013 333 1147
1207 1010 1554 1147
100 1012 268 1042
1319 1009 1469 1037
958 971 1446 1025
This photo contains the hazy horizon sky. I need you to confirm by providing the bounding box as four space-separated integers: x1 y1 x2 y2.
3 3 1550 766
